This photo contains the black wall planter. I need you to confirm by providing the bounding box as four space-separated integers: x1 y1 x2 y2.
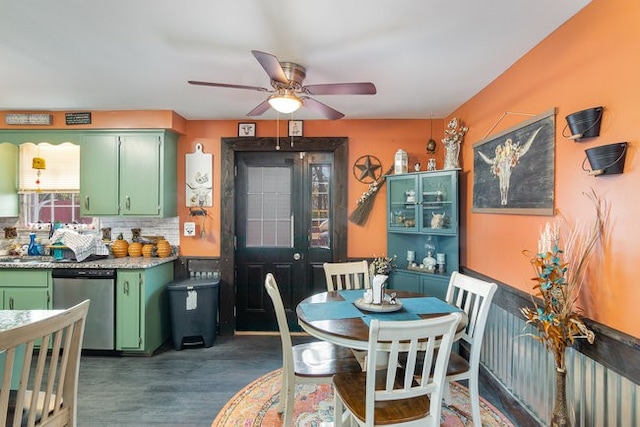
583 142 628 176
564 106 603 141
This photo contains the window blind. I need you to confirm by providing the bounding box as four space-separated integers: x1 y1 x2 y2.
18 142 80 193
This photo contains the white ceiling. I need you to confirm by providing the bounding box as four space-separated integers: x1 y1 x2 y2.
0 0 590 121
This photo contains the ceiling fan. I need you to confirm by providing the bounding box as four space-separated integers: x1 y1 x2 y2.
188 50 377 120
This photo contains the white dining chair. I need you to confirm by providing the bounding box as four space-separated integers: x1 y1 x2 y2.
333 312 462 427
264 273 361 426
0 299 90 427
444 271 497 426
323 260 370 291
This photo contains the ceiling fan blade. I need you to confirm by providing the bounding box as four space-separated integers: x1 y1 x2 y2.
251 50 289 85
302 82 377 96
301 97 345 120
188 80 270 92
247 99 271 116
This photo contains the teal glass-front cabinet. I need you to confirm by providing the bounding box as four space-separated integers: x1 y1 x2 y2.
386 170 459 299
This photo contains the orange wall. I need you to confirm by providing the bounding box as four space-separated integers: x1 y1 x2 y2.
450 0 639 338
178 119 444 258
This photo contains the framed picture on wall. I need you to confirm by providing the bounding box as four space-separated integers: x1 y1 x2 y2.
472 107 556 215
288 120 303 137
238 122 256 137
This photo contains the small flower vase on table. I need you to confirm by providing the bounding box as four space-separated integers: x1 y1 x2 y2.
369 256 395 304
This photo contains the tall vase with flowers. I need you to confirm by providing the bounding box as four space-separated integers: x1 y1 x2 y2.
442 118 468 169
369 256 396 304
520 190 608 427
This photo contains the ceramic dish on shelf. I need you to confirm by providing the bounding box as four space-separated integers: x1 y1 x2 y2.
354 297 403 313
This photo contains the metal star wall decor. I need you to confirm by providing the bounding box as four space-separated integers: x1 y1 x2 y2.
353 155 382 183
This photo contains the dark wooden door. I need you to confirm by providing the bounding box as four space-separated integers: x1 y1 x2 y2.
235 151 336 331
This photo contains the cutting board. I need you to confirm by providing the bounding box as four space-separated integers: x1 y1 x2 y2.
185 143 213 207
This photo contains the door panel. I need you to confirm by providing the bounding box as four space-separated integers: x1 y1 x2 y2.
235 151 334 331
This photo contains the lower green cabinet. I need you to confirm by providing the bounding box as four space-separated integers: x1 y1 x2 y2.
389 269 448 301
0 269 51 309
116 270 142 350
116 263 173 354
419 274 448 301
389 270 421 294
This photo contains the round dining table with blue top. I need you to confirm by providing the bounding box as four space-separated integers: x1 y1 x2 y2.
296 289 467 352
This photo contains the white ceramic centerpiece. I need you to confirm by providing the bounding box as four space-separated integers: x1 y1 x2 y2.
368 256 396 305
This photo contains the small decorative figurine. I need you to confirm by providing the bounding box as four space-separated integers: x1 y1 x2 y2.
431 212 446 229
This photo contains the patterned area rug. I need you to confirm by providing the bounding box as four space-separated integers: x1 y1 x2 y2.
212 369 514 426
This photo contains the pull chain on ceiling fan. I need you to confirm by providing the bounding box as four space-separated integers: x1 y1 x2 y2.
188 50 377 120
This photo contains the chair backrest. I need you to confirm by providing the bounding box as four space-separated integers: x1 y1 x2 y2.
365 312 462 426
0 299 90 427
445 272 497 361
323 260 370 291
264 273 294 374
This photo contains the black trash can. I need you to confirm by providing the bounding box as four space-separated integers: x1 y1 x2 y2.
167 277 220 350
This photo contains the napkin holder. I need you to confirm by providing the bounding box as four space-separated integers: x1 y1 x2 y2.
371 275 388 305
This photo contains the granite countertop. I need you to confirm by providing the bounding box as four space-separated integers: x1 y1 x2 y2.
0 255 177 270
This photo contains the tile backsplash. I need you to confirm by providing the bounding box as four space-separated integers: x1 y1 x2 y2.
97 217 180 246
0 216 180 247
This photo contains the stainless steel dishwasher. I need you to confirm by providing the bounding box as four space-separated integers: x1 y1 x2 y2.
52 269 116 350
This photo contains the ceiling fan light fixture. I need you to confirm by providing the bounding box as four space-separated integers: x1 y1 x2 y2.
268 92 302 114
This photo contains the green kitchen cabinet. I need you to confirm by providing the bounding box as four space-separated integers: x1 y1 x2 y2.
388 269 448 300
80 133 120 216
116 262 173 354
0 269 52 309
80 131 178 217
386 170 459 299
0 143 18 217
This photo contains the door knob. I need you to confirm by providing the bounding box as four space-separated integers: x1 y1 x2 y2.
293 253 302 261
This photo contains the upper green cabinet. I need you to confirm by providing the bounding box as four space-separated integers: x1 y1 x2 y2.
386 170 460 298
0 143 18 217
80 131 178 217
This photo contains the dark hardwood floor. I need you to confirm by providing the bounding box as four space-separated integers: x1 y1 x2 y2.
77 334 540 426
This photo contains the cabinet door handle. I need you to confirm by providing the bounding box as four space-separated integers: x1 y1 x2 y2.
125 196 131 210
85 196 90 210
9 297 14 310
124 280 129 295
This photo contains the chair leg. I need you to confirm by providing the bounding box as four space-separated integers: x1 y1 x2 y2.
276 370 286 414
283 381 295 426
443 380 453 405
334 390 344 427
469 375 482 427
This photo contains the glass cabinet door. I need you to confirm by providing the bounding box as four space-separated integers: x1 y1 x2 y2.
387 175 419 232
419 172 457 234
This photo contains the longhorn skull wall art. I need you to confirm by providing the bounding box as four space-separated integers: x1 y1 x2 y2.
472 108 556 215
